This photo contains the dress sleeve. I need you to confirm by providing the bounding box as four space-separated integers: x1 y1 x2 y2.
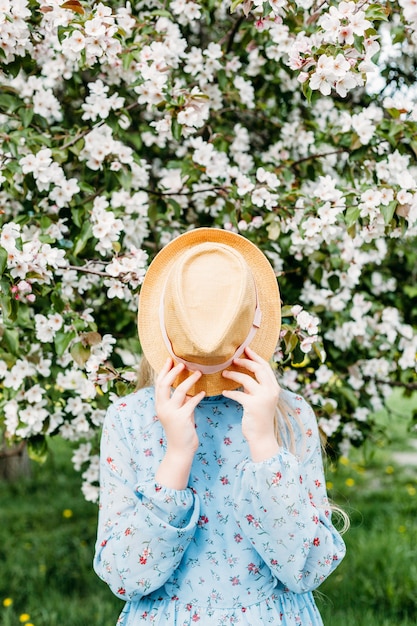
93 402 200 601
232 395 346 594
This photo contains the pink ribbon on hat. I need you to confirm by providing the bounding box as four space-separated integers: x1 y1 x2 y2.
159 287 262 375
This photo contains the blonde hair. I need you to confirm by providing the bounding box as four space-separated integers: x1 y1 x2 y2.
136 355 156 390
135 355 349 533
273 393 349 533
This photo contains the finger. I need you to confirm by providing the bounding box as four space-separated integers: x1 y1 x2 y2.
222 388 248 406
232 357 274 383
156 357 174 382
156 357 177 380
236 348 272 374
184 390 206 411
156 361 185 401
233 353 277 385
231 357 260 373
172 369 203 402
222 368 258 394
244 346 268 364
161 362 186 386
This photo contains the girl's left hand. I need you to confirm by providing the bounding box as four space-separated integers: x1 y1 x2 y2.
222 346 281 462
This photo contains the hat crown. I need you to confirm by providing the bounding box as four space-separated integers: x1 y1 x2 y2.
138 227 281 396
164 242 256 366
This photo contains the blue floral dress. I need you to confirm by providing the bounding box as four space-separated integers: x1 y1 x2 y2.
94 387 345 625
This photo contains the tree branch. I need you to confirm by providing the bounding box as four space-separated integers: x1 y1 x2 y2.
137 185 229 197
291 148 350 169
60 129 92 150
68 264 110 278
368 377 417 391
224 15 246 55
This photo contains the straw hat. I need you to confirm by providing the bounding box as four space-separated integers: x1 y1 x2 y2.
138 228 281 396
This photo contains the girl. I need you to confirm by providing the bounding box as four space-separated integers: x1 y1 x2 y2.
93 228 346 625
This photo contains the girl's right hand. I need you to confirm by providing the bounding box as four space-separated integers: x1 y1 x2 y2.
155 358 205 460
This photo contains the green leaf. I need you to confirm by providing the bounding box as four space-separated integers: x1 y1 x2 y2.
380 200 397 225
0 246 7 275
150 9 173 17
283 331 298 354
68 138 85 157
70 341 91 367
339 385 359 408
0 93 20 113
312 341 326 362
345 205 360 227
115 381 129 396
301 81 313 105
167 198 182 219
40 215 52 230
385 108 401 120
71 207 84 228
409 139 417 158
365 3 390 21
125 132 141 151
313 266 323 284
19 105 34 128
230 0 246 12
122 51 135 71
0 294 11 319
3 328 19 355
54 330 76 357
404 285 417 299
216 69 228 91
72 316 89 332
116 167 133 190
51 148 68 163
171 117 183 142
328 274 340 291
73 221 93 256
51 292 65 313
25 272 44 281
0 287 18 322
291 345 309 366
267 221 280 241
27 436 48 464
281 305 294 318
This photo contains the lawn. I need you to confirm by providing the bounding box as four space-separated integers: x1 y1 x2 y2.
317 391 417 625
1 390 416 626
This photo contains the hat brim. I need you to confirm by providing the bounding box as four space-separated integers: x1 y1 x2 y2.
138 227 281 396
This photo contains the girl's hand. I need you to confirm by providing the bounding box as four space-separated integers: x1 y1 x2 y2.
155 358 205 457
222 347 281 463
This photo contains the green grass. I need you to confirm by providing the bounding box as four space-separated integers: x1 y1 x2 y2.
0 438 124 626
317 460 417 625
316 390 417 625
1 390 416 626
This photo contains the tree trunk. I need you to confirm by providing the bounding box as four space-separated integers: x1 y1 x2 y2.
0 440 32 481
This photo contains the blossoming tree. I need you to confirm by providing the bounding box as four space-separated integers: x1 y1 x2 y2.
0 0 416 500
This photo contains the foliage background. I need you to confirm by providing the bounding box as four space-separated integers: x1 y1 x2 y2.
0 0 417 497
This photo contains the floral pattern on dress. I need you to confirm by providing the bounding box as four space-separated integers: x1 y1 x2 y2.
94 388 345 625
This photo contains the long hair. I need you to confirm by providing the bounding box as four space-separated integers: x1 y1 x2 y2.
273 390 349 533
